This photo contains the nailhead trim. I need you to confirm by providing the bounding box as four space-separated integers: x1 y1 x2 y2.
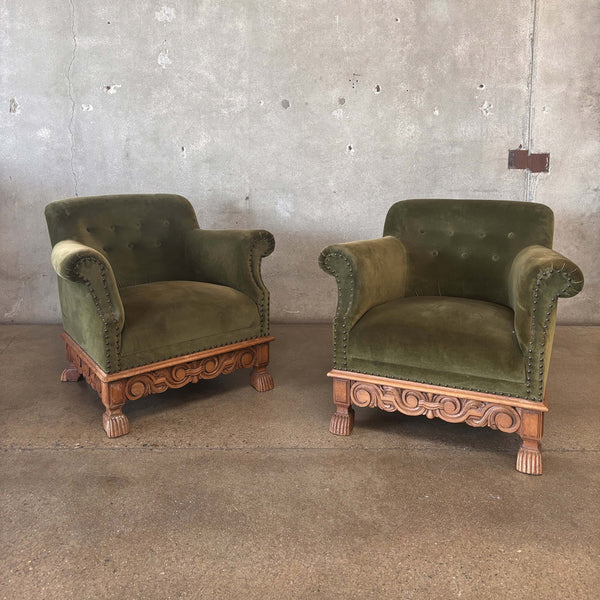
76 230 274 374
320 250 354 368
249 231 275 337
121 230 273 372
121 334 261 370
342 367 527 399
525 266 577 401
75 256 121 372
322 253 580 400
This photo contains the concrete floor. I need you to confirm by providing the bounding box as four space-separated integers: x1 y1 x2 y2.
1 324 598 599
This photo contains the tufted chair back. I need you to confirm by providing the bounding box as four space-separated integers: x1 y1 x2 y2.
383 199 554 306
45 194 199 288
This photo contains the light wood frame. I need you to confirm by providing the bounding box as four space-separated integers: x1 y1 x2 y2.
61 333 275 437
328 369 547 475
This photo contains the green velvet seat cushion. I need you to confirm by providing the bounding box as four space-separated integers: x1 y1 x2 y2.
348 296 528 398
118 281 261 370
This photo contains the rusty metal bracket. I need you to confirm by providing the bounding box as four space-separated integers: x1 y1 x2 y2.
508 149 550 173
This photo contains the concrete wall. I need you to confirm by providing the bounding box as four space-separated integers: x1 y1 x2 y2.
1 0 598 324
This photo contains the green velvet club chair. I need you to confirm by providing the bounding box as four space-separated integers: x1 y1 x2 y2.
45 194 275 437
319 199 584 474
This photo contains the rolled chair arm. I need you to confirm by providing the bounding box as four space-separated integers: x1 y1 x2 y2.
319 236 408 369
51 240 125 372
508 244 584 400
509 245 584 348
185 229 275 335
51 240 125 330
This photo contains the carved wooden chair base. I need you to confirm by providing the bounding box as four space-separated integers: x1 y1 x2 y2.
328 370 547 475
60 333 275 438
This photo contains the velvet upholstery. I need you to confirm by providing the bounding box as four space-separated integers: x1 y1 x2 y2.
118 281 260 370
320 199 584 401
186 228 274 337
318 236 408 367
46 194 198 287
349 297 526 397
46 194 274 373
383 199 555 305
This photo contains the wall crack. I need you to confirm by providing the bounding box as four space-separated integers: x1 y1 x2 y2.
67 0 79 196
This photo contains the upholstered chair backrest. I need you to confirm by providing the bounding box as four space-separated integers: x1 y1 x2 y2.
45 194 199 287
383 199 554 306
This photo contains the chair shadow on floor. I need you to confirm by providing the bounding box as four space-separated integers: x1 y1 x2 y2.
354 408 521 453
68 368 252 435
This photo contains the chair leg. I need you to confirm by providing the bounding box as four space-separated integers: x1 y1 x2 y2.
61 362 82 382
516 409 544 475
329 378 354 435
100 381 130 438
250 342 274 392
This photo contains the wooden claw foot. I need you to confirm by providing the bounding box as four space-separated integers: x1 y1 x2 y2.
62 332 275 438
102 411 130 438
329 377 354 435
516 409 544 475
516 441 542 475
250 342 274 392
329 408 354 435
61 365 82 382
250 368 274 392
326 369 550 474
101 381 129 438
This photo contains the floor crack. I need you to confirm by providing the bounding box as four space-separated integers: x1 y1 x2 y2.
0 336 16 356
67 0 78 196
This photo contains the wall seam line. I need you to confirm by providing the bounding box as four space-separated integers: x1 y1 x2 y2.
526 0 539 202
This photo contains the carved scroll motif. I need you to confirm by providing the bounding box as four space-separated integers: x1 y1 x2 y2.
66 344 102 395
349 382 521 433
124 348 257 401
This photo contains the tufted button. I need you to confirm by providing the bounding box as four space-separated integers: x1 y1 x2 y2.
507 232 515 239
448 230 454 237
103 246 110 252
86 227 91 232
431 250 438 257
128 242 135 249
110 225 116 231
155 240 162 247
163 220 170 227
479 231 486 238
460 251 468 259
492 254 500 262
419 228 425 234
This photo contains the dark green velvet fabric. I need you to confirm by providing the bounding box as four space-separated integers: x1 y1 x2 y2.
186 229 275 336
320 199 584 401
51 240 124 373
46 194 198 287
119 281 260 370
45 194 274 374
383 199 554 305
349 297 527 397
319 237 408 369
508 245 583 399
57 276 122 373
